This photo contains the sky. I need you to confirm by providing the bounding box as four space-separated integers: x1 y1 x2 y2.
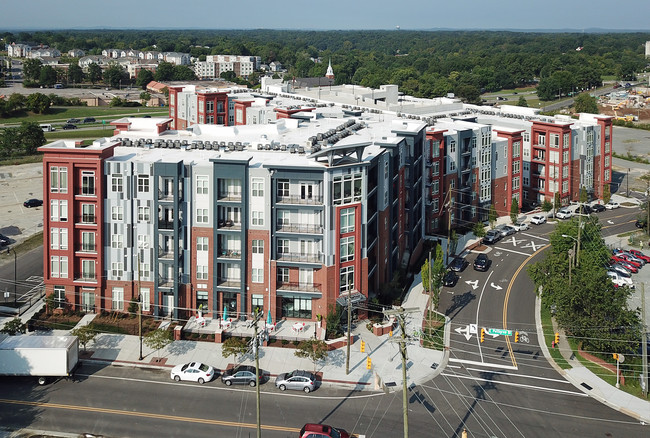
1 0 649 31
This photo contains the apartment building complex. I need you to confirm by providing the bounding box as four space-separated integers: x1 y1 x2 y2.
39 85 612 328
194 55 261 80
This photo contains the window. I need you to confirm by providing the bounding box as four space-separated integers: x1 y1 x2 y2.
512 161 520 174
50 199 67 221
112 287 124 311
112 174 123 192
432 180 439 194
82 204 95 223
111 234 123 249
252 240 264 254
431 140 440 157
563 133 570 148
277 179 289 198
550 134 559 148
81 171 95 195
332 173 362 205
197 237 209 252
340 208 355 233
562 180 569 193
137 206 150 222
252 268 263 283
50 228 68 250
605 142 610 153
277 267 289 283
138 234 150 249
340 266 354 294
196 208 208 223
82 260 95 280
81 232 95 251
252 294 264 313
605 156 610 167
432 161 440 176
112 262 124 278
50 166 68 193
449 140 456 154
54 285 65 309
281 296 312 319
433 198 439 212
206 101 214 113
513 141 521 158
537 133 546 146
140 287 150 312
50 256 68 279
449 160 456 172
251 211 264 226
139 262 150 279
196 265 208 280
138 175 150 193
277 210 290 226
513 176 520 190
277 239 289 254
523 176 529 186
111 205 123 221
196 175 209 194
340 236 355 262
251 178 264 197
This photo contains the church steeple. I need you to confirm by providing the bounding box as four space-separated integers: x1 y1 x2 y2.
325 58 334 79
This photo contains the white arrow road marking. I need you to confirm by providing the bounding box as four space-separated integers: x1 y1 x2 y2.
490 282 503 290
608 220 614 224
454 324 472 340
465 280 479 290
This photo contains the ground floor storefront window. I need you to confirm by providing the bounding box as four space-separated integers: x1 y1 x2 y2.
281 297 312 319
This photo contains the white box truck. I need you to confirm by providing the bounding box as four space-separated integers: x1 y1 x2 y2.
0 335 79 385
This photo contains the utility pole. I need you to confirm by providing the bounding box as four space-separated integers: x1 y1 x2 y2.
137 253 143 360
642 283 648 398
345 286 352 375
252 309 263 438
576 211 582 267
568 247 574 286
384 307 419 438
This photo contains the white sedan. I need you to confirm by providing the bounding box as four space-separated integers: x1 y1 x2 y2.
605 201 620 210
171 362 216 384
530 214 547 225
512 220 529 231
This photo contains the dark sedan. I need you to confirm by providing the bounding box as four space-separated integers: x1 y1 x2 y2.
23 199 43 208
62 123 78 130
591 203 606 213
449 257 468 272
473 254 491 272
443 270 459 287
221 365 263 387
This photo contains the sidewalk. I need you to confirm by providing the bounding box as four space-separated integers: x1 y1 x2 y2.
0 274 446 393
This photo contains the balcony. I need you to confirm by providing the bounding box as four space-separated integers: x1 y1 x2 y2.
276 223 323 234
76 215 96 225
218 249 241 259
74 274 97 283
76 244 96 253
217 277 241 289
158 276 174 288
277 281 322 294
276 194 324 205
276 251 323 264
217 191 242 202
158 219 180 230
158 247 175 259
217 219 241 231
158 189 183 201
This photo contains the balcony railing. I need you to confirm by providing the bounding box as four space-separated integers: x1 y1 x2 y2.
158 189 183 201
75 274 97 282
158 219 180 230
276 281 322 294
218 249 241 259
276 251 323 264
217 191 242 202
77 244 96 253
158 247 175 259
276 195 323 205
217 219 241 230
158 276 174 288
76 215 97 225
216 277 241 288
276 223 323 234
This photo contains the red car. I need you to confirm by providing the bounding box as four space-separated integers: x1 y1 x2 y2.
628 249 650 263
299 423 350 438
615 253 643 268
611 257 639 273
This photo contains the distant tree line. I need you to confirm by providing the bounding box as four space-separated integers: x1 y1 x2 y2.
0 121 46 158
0 92 86 118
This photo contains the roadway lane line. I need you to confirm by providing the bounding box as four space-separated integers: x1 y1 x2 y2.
492 246 535 257
503 244 551 369
519 232 549 241
465 368 571 384
438 373 588 397
475 270 493 363
449 358 517 370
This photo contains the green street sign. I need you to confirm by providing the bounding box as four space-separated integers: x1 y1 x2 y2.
488 328 512 336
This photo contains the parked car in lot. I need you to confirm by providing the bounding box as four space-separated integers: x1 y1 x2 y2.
483 229 502 244
605 201 619 210
496 224 516 237
221 365 262 387
591 203 606 213
23 199 43 208
616 252 645 266
607 270 634 288
449 257 468 272
170 362 216 384
275 370 316 393
473 254 491 271
61 123 78 130
556 207 573 219
574 204 592 215
443 270 459 287
530 214 547 225
299 423 350 438
512 220 529 231
611 257 639 273
610 263 633 277
627 249 650 262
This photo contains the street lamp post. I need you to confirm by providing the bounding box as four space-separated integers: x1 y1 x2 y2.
7 248 16 306
627 168 630 197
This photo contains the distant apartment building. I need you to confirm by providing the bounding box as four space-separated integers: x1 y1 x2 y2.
6 43 33 57
194 55 261 80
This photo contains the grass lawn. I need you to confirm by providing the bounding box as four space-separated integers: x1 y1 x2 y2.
45 128 116 141
540 304 571 370
1 106 169 127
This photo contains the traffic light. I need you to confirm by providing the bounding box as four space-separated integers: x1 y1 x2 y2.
514 331 519 343
360 340 366 353
480 328 485 343
554 332 560 346
366 356 372 369
613 353 619 361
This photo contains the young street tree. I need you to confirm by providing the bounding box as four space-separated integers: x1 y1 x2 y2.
421 244 445 311
294 339 329 371
510 198 519 224
0 318 26 335
70 324 98 352
143 328 172 357
488 204 498 228
472 221 486 245
221 336 249 362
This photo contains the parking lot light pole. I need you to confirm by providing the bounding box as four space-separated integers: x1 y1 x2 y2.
7 248 16 306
